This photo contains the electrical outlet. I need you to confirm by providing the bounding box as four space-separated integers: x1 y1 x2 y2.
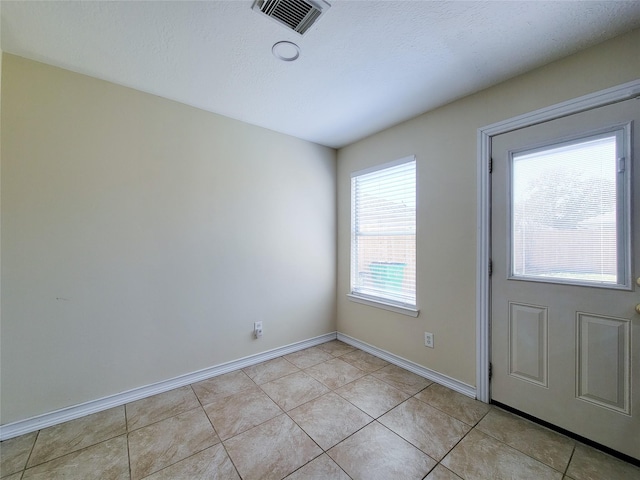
424 332 434 348
254 321 263 339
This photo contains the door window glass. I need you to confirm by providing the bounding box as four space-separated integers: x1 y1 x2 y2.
510 129 629 288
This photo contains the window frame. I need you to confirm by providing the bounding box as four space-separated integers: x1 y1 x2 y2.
506 124 632 291
348 155 419 317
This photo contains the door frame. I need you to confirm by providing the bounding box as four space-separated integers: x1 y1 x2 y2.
475 79 640 403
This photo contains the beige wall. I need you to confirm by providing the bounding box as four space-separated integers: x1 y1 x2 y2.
1 54 337 424
337 29 640 387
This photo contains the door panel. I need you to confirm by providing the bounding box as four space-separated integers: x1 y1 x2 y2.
490 98 639 460
576 312 630 414
508 302 548 387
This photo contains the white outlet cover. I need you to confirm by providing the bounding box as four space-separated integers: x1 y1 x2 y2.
424 332 434 348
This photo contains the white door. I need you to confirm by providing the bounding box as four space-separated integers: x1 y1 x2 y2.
490 98 639 460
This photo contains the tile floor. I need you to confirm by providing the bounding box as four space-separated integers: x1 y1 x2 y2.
1 340 639 479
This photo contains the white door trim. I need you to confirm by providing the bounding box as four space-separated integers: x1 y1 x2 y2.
476 79 640 403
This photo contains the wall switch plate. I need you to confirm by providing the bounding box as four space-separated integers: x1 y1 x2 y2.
254 321 263 339
424 332 434 348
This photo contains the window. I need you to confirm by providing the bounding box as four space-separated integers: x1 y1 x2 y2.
350 156 417 313
510 128 630 288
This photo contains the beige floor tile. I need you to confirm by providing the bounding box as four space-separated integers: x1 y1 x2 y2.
335 375 410 418
425 464 463 480
285 454 350 479
191 370 257 405
126 385 201 431
28 406 126 467
288 392 373 450
22 351 640 480
379 397 470 460
371 364 432 395
566 443 640 480
2 473 22 480
327 421 436 480
128 407 219 480
243 357 300 385
441 429 562 480
260 371 330 411
141 443 240 480
305 358 366 389
340 350 389 373
203 386 282 439
22 435 129 480
224 414 322 480
317 340 356 357
476 408 574 472
284 346 334 369
0 431 37 477
415 384 490 426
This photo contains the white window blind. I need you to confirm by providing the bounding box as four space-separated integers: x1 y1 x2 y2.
351 156 416 307
511 130 627 287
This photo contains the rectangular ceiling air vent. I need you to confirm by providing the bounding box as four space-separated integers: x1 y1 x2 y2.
252 0 331 35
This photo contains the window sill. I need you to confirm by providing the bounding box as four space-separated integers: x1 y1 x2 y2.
347 294 419 317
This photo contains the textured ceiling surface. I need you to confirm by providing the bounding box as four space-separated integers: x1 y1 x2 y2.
2 1 640 148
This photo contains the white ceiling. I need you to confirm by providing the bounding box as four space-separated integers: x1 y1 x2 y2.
2 1 640 148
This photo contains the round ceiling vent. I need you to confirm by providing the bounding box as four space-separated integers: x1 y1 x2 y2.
272 41 300 62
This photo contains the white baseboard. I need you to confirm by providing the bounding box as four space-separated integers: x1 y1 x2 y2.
1 331 477 441
0 332 337 441
337 333 476 399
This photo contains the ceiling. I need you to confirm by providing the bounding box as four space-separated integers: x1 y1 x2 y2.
2 1 640 149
